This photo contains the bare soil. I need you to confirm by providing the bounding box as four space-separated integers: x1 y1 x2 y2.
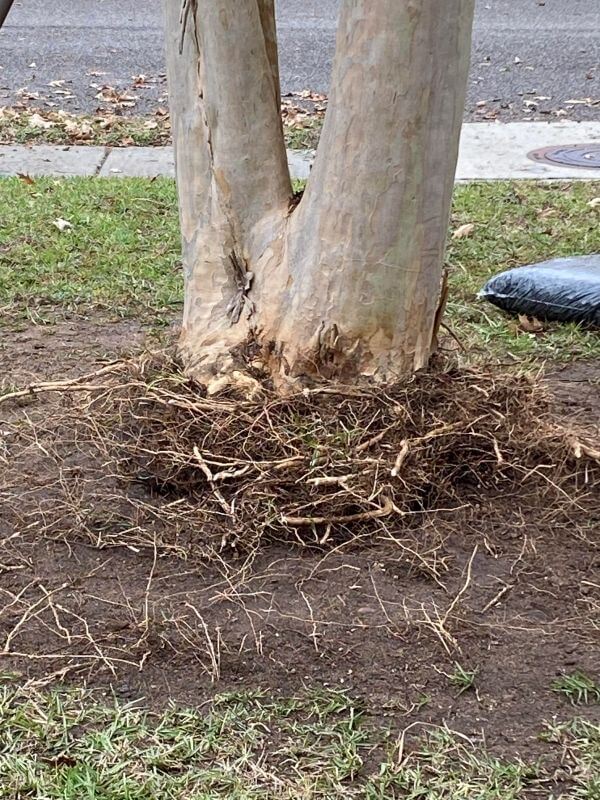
1 316 598 770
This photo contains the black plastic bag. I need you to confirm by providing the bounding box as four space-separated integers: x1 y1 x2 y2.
479 255 600 326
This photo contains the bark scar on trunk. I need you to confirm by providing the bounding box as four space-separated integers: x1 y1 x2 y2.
226 252 255 324
179 0 198 54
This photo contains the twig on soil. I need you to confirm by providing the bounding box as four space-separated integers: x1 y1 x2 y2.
441 546 478 629
2 583 69 653
184 602 222 681
135 537 158 649
0 362 128 405
281 496 395 527
480 582 513 614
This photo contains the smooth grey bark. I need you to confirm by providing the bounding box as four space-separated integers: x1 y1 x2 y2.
166 0 475 389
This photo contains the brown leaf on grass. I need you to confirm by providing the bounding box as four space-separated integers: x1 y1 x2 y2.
64 119 93 140
452 223 476 240
28 113 55 130
518 315 544 333
17 173 35 185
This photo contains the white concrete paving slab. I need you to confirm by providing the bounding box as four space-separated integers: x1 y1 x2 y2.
100 146 175 178
287 150 313 180
100 147 314 180
1 123 600 181
456 121 600 181
0 145 106 176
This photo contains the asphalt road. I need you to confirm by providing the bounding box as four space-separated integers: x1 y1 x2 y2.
0 0 598 121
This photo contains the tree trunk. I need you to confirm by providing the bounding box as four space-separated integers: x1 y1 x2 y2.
166 0 475 388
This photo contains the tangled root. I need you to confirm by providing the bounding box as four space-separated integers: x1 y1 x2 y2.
41 354 596 553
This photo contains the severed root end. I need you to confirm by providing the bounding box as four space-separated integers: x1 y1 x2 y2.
206 371 264 400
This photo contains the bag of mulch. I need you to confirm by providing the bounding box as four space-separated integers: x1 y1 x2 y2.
479 255 600 326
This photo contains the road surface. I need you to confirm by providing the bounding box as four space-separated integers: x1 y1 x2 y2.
0 0 598 121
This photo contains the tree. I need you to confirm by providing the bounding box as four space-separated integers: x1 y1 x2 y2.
165 0 475 390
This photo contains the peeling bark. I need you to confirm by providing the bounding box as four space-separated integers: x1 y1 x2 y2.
166 0 475 387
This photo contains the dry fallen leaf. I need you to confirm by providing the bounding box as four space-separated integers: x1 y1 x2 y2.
28 112 55 129
64 119 93 139
587 197 600 209
452 223 476 239
17 173 35 185
518 314 544 333
52 218 73 232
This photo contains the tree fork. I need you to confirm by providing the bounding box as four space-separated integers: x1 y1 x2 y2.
166 0 476 387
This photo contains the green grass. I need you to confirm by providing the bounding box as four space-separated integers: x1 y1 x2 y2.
0 177 181 321
1 177 599 362
283 118 323 150
447 181 600 362
448 663 478 695
552 672 600 705
2 684 596 799
542 719 600 800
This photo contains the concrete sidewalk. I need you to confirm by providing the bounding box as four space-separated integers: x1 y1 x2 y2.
0 121 599 181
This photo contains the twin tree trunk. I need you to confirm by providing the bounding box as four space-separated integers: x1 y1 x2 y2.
165 0 475 390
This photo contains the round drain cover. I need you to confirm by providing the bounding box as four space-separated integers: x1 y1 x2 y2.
528 143 600 169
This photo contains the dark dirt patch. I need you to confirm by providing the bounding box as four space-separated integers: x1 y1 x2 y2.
547 361 600 433
0 320 598 775
0 315 149 385
0 523 597 766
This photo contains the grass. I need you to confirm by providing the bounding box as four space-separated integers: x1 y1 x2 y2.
0 177 181 322
552 672 600 705
1 177 599 361
283 118 323 150
1 683 596 799
542 719 600 800
448 663 478 695
447 181 600 362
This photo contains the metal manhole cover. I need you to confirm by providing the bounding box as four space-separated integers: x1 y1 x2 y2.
528 143 600 169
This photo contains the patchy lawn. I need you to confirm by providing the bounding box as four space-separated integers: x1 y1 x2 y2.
0 176 599 799
0 177 181 323
447 181 600 362
0 104 323 151
0 684 597 799
1 177 599 361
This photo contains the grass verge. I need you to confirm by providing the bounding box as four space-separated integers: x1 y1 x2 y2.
447 181 600 362
0 177 599 361
0 177 180 323
0 683 597 799
0 106 323 151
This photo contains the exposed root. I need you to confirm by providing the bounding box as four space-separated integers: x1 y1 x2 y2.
3 353 597 562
